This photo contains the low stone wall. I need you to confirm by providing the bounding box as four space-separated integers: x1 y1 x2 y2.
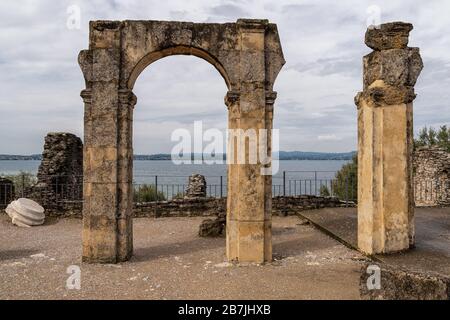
272 195 346 216
134 197 226 218
360 263 450 300
11 195 349 218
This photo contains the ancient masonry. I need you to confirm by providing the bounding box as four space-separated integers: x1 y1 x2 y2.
197 195 344 238
414 146 450 207
78 19 285 263
355 22 423 255
36 194 345 219
185 174 207 198
35 133 83 208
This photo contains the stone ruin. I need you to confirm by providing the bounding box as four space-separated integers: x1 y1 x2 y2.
182 173 226 237
185 174 207 198
414 146 450 207
34 133 83 208
355 22 423 255
76 17 429 267
79 19 285 263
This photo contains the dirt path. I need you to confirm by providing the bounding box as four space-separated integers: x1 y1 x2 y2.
0 215 367 300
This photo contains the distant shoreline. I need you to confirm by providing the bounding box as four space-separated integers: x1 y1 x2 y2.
0 151 356 161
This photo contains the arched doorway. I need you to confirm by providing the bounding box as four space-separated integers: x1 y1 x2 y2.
78 19 285 264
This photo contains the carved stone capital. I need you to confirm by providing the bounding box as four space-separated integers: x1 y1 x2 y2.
355 83 416 108
118 89 137 107
80 89 92 104
265 91 277 112
225 90 240 109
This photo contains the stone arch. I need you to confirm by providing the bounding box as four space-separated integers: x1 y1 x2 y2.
127 45 232 91
78 19 285 264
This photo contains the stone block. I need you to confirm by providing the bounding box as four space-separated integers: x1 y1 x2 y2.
360 263 450 300
363 48 423 88
82 214 118 263
84 147 117 183
85 182 117 218
92 49 120 82
236 220 271 263
365 22 413 50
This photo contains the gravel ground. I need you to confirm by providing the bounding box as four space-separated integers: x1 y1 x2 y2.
0 214 368 300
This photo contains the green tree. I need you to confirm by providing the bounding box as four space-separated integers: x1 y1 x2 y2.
325 124 450 203
415 126 429 148
331 154 358 202
436 125 450 151
414 125 450 152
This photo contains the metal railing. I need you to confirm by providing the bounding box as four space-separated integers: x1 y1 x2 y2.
0 171 360 206
414 179 450 206
3 172 448 208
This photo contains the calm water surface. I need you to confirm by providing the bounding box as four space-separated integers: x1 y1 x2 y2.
0 160 348 185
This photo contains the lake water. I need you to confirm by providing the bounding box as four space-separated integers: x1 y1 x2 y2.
0 159 347 182
0 160 349 199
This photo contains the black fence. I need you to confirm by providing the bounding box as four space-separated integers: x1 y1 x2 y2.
0 171 359 207
414 179 450 206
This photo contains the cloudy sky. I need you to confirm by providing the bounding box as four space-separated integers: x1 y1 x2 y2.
0 0 449 154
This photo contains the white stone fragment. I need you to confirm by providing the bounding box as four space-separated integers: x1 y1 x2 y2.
5 198 45 227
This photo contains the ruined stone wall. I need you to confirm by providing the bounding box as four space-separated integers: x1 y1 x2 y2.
40 195 348 218
414 146 450 207
34 133 83 209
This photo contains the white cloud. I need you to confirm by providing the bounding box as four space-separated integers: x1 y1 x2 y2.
0 0 449 154
318 134 342 142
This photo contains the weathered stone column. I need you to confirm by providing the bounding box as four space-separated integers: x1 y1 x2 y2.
226 19 273 263
79 21 123 263
117 89 136 261
355 22 423 255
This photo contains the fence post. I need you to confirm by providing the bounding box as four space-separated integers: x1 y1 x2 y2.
21 173 25 198
345 176 349 207
220 176 223 198
314 171 318 196
283 171 286 197
155 175 158 197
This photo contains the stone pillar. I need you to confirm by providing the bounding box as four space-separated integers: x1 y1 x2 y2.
226 19 272 263
355 22 423 255
117 89 136 261
79 22 124 263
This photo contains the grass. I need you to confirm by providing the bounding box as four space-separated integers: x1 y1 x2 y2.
134 184 166 202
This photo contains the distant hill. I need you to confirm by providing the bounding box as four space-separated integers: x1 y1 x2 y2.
276 151 356 160
0 154 42 160
1 151 356 161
